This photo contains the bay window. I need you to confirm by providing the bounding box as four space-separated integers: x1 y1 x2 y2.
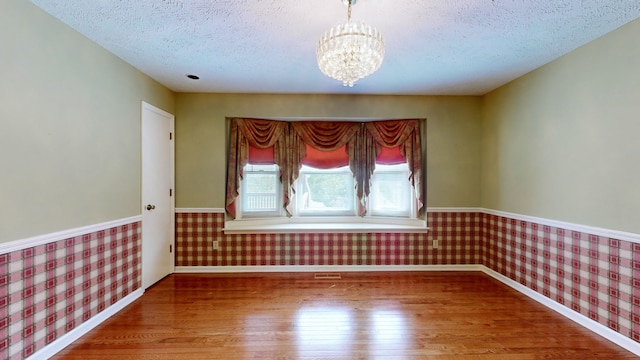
224 118 426 232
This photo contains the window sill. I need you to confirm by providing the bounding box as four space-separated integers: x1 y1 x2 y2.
222 217 429 234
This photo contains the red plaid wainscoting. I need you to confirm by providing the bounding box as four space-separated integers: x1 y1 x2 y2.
482 213 640 344
175 212 483 267
6 210 636 358
0 222 141 360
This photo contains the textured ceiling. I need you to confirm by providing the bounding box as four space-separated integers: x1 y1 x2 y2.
30 0 640 95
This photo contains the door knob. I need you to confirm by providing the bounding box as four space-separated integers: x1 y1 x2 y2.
146 204 156 210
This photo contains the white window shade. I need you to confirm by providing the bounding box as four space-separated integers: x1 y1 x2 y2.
369 163 412 217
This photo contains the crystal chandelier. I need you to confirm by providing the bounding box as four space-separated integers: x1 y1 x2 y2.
316 0 385 87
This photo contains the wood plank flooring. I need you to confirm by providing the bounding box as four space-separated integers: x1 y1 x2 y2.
52 272 637 359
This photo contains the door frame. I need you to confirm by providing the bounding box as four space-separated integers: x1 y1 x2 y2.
141 101 175 289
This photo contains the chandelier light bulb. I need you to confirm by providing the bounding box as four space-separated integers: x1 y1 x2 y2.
316 0 385 87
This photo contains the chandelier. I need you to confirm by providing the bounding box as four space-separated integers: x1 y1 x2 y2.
316 0 385 87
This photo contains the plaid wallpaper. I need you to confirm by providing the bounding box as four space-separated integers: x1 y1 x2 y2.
3 210 638 359
0 221 141 360
175 211 482 267
482 213 640 344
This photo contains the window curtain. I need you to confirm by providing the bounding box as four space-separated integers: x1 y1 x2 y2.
347 125 376 215
365 120 423 216
225 118 288 217
290 121 362 214
225 117 425 218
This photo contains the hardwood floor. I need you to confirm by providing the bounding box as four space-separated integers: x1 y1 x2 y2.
52 272 636 359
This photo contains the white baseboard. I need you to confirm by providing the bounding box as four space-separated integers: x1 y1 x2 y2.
27 288 144 360
480 266 640 357
175 264 484 273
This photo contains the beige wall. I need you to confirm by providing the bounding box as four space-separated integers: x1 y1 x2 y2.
0 0 175 242
481 19 640 233
175 93 482 209
8 0 636 241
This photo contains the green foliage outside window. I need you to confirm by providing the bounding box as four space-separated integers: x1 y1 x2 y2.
306 173 351 208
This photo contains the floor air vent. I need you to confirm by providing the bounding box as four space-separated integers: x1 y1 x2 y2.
314 273 341 280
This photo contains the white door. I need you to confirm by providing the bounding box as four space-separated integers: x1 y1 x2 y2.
141 101 175 289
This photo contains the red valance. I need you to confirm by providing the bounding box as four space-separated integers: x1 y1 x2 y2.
376 146 404 165
302 145 350 169
248 145 274 164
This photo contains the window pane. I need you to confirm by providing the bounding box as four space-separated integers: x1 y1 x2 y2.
370 164 411 217
297 166 355 215
242 164 279 214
